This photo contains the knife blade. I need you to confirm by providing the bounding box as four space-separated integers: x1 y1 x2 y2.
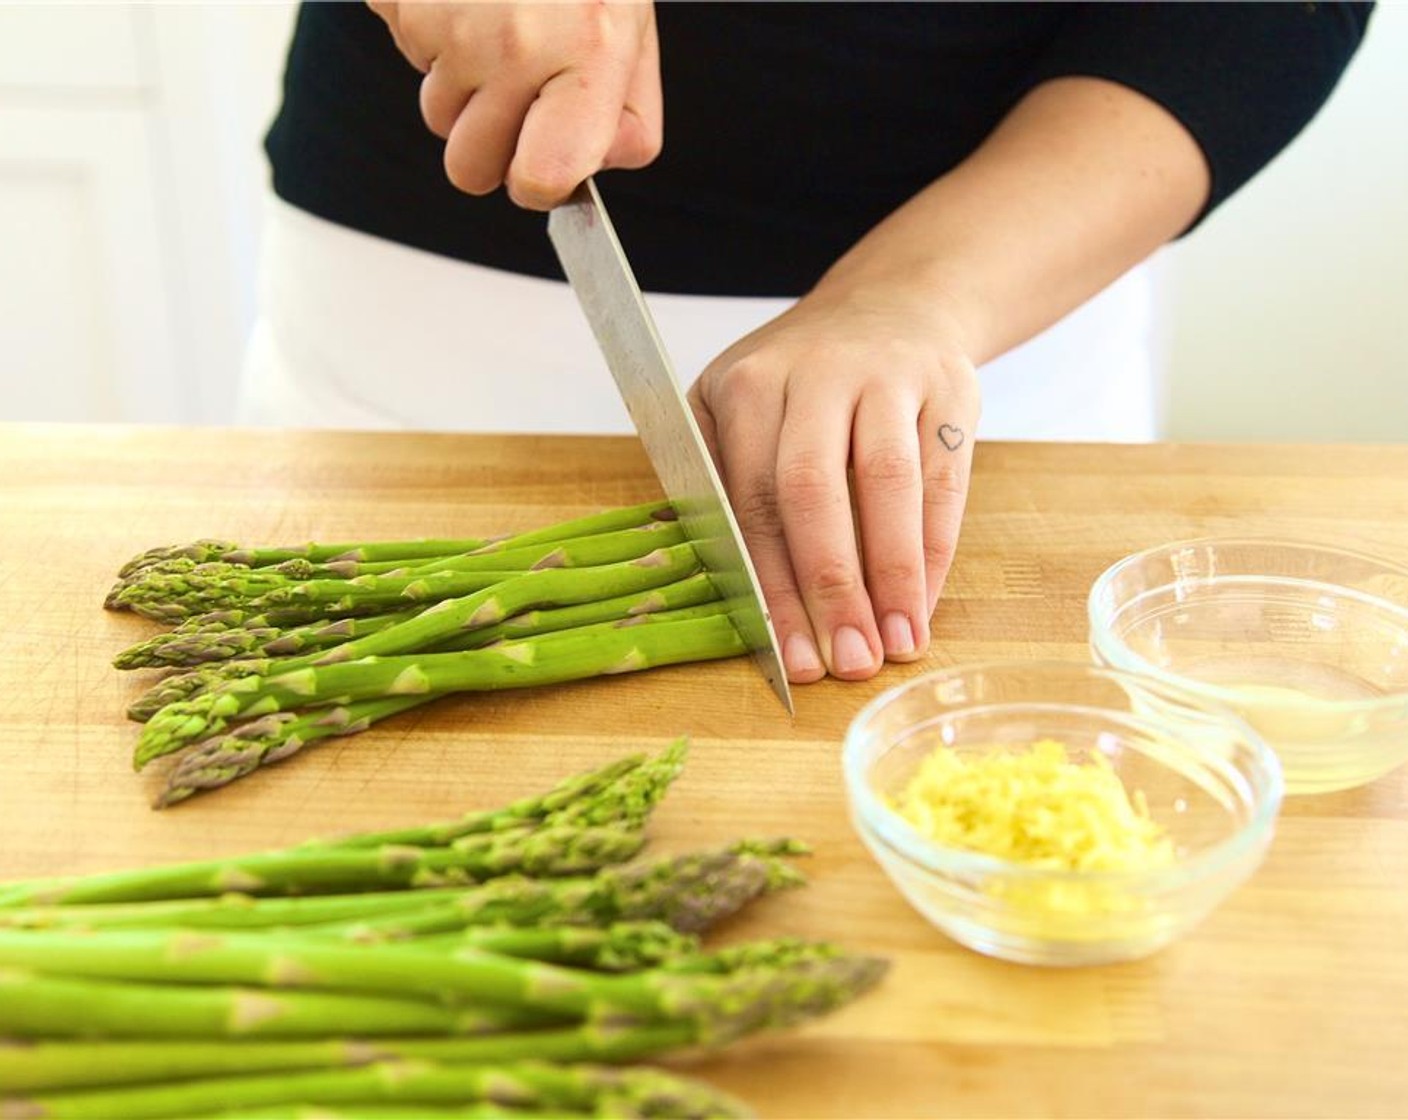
547 177 793 715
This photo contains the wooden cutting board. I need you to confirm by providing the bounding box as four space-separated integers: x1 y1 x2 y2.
1 424 1406 1117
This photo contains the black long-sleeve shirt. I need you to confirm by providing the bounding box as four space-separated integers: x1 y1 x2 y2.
265 1 1372 297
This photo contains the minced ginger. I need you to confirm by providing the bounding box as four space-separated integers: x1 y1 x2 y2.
890 739 1175 874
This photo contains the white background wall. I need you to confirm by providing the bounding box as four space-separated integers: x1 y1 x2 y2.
0 1 1404 440
1159 0 1408 443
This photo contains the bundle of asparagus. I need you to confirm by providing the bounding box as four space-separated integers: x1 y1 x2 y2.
105 503 750 806
0 745 888 1118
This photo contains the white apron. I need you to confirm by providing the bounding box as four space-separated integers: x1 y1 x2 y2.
237 195 1161 441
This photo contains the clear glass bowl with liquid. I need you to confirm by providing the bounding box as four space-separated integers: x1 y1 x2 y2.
1088 538 1408 794
842 661 1282 966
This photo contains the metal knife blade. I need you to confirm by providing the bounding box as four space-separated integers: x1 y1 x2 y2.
547 177 793 715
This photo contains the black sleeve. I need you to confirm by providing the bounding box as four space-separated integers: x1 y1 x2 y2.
1025 1 1373 229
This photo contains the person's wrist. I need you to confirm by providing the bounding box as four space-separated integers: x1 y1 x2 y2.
800 265 983 391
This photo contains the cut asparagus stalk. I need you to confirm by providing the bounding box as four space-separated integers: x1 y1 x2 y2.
247 543 703 654
397 521 683 579
125 576 724 720
436 588 728 654
134 609 739 768
120 545 709 723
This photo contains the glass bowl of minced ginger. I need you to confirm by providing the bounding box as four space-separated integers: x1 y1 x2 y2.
842 661 1284 966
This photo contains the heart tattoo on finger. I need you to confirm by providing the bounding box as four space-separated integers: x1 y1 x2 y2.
937 424 965 451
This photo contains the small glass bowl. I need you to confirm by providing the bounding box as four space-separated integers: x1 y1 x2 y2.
842 661 1282 967
1088 538 1408 794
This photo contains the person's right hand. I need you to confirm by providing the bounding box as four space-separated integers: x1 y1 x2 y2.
367 2 662 209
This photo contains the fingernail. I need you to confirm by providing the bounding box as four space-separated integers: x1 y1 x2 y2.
783 633 823 678
880 612 915 657
831 625 874 674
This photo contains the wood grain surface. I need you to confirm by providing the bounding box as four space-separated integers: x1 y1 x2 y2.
1 424 1406 1118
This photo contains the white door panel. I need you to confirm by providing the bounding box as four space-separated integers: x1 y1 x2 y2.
0 104 184 421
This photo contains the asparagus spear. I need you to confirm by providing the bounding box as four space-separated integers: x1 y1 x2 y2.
1 934 812 1044
397 521 683 579
106 559 311 612
110 564 306 622
134 610 741 768
0 748 676 913
152 636 708 806
0 929 886 1044
463 501 677 557
0 826 646 907
0 841 802 938
279 842 806 942
305 751 657 849
0 887 480 932
118 567 519 623
0 1026 697 1095
154 697 441 808
187 1106 556 1119
115 609 421 671
428 921 699 971
0 940 867 1093
3 1059 751 1120
434 588 728 654
246 569 532 616
120 546 708 722
125 577 724 720
0 967 556 1040
246 543 702 648
116 537 492 580
112 503 679 596
126 662 268 722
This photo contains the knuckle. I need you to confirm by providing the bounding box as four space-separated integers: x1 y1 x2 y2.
867 550 923 590
855 441 919 496
493 19 529 65
713 356 776 404
731 482 783 535
805 556 865 605
922 533 958 578
923 456 967 501
776 456 840 511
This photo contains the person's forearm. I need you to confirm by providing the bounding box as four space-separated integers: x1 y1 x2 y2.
811 76 1211 365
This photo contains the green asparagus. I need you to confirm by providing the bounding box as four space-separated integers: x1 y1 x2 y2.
0 928 886 1044
0 967 557 1040
0 826 646 907
134 612 742 768
3 1059 752 1120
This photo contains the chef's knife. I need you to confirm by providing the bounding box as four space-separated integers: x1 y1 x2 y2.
547 177 793 715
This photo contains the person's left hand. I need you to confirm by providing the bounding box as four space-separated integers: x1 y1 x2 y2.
687 281 981 683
